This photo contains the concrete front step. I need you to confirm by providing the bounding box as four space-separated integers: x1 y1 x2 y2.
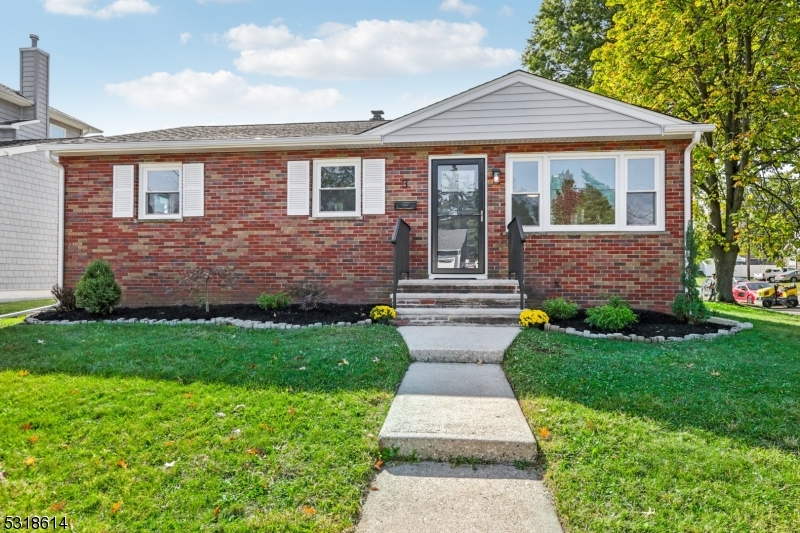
396 279 522 294
398 326 520 364
379 363 537 462
393 307 521 326
393 292 525 309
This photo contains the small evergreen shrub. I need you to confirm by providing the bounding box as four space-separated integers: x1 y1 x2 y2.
674 221 709 324
74 260 122 315
257 292 292 310
585 297 637 331
541 297 578 320
289 283 327 311
51 284 76 312
519 309 549 327
370 305 397 322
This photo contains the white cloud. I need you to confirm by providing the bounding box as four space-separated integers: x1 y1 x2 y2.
44 0 158 18
224 20 517 80
105 69 343 116
439 0 479 17
499 5 514 16
180 32 192 44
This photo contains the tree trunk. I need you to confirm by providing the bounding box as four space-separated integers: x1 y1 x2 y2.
712 245 740 302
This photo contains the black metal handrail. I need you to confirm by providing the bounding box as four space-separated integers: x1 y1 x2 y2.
507 217 526 309
391 218 411 308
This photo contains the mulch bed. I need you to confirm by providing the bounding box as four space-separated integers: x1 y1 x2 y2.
36 303 377 326
550 309 730 337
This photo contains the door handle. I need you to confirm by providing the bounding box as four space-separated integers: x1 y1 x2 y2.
480 210 484 222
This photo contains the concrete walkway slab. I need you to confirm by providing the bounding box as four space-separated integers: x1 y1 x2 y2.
379 362 537 462
398 325 521 363
357 462 563 533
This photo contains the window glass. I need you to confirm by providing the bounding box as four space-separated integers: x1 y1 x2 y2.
511 161 540 226
319 165 356 212
627 159 655 190
147 170 180 192
145 168 180 216
49 124 67 138
626 192 656 225
550 158 616 225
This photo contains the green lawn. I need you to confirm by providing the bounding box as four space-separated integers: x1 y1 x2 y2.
0 299 56 316
0 324 409 532
505 303 800 532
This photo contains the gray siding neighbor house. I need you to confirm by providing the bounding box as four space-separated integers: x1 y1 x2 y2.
0 35 101 301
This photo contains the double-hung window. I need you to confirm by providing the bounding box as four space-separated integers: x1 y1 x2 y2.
139 164 182 220
506 151 664 232
312 158 361 217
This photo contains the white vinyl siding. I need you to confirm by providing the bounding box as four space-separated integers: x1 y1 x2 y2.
112 165 134 218
385 83 663 143
182 163 204 217
506 151 665 232
287 161 310 215
361 158 386 215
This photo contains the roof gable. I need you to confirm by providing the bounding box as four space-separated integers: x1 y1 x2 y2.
370 71 695 143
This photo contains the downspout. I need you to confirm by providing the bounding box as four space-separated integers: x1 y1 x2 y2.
684 130 702 230
44 150 65 289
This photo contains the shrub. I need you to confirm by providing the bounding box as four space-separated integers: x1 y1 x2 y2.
289 283 327 311
370 305 397 322
258 292 292 310
74 260 122 315
167 265 236 312
541 297 578 320
51 284 76 313
675 221 709 324
585 297 637 331
519 309 549 327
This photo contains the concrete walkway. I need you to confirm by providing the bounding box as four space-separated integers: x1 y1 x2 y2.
358 325 563 532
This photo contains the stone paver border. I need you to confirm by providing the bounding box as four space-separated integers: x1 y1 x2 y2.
24 315 373 329
542 316 752 343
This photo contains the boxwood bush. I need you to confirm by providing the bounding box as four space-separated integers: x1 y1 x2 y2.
74 260 122 315
257 292 292 310
585 296 637 331
541 297 579 320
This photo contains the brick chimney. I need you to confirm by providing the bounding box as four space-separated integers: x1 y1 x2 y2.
19 34 49 139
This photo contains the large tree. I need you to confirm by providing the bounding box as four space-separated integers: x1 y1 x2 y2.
522 0 618 89
592 0 800 302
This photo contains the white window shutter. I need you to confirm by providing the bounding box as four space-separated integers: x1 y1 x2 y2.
362 158 386 215
112 165 134 218
287 161 310 215
182 163 204 217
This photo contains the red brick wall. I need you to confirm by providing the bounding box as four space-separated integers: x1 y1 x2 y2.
62 139 689 312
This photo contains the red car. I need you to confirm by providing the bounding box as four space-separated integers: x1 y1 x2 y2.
732 281 773 304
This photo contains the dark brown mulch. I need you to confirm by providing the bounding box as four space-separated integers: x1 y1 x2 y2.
550 309 729 337
35 303 376 326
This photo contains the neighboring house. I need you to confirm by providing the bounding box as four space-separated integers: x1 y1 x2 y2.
40 70 713 312
0 35 101 300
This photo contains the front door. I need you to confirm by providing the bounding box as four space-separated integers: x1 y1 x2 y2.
431 158 486 275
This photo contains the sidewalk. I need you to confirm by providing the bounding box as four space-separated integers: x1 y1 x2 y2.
357 326 563 532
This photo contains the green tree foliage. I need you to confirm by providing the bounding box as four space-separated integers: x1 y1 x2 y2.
593 0 800 302
523 0 619 88
581 184 615 224
75 260 122 315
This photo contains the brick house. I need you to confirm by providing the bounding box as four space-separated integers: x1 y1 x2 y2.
0 35 101 301
41 71 713 315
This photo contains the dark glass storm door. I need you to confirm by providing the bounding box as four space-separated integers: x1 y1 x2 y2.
431 158 486 275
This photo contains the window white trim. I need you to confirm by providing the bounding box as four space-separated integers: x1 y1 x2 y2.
312 158 361 218
138 163 183 220
505 150 665 233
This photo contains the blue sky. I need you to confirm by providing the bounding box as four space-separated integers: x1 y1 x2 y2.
0 0 541 135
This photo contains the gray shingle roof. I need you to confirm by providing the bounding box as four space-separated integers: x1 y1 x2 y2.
55 120 390 144
0 138 51 148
